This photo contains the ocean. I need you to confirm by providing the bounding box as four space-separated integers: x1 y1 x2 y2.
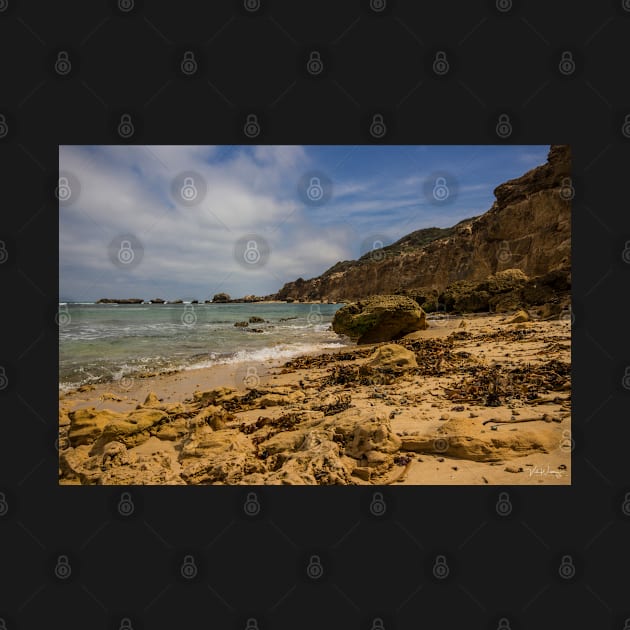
58 302 348 390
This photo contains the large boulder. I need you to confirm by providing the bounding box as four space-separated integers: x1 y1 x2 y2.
212 293 231 303
332 295 427 344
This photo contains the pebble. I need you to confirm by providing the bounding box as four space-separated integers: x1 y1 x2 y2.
437 457 444 462
439 414 450 421
504 466 523 473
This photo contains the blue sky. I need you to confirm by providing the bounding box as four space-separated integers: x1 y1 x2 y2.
59 144 549 302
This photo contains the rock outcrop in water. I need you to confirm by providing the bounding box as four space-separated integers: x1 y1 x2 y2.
96 298 144 304
270 145 571 303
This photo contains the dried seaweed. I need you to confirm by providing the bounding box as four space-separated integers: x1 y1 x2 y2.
445 360 570 406
312 392 352 416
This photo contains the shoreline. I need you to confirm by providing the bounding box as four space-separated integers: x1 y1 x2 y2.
59 311 571 485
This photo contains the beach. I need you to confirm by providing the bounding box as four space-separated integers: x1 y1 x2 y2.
59 310 571 485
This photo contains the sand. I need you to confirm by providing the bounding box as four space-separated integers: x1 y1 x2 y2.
59 312 571 485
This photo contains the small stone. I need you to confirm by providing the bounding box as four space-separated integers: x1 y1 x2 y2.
504 466 523 473
352 467 371 481
437 457 444 462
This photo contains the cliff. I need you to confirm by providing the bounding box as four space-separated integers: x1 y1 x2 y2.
271 145 571 302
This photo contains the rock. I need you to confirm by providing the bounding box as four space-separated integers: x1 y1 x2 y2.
504 466 523 473
69 407 168 450
96 298 144 304
188 405 230 430
68 408 125 446
366 344 418 372
248 316 264 323
488 290 524 313
536 302 563 319
343 418 402 462
179 429 261 484
149 298 165 304
167 299 183 304
332 295 428 344
101 392 123 402
59 408 71 427
142 392 161 407
234 321 248 327
352 466 372 481
191 387 239 408
479 268 528 293
263 430 356 485
508 309 530 323
400 416 559 462
212 293 231 303
99 448 185 485
97 441 131 466
442 281 490 312
59 446 92 480
191 300 198 304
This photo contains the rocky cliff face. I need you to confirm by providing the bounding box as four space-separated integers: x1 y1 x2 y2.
271 145 570 302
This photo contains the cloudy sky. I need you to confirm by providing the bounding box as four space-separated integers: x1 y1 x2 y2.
59 144 549 302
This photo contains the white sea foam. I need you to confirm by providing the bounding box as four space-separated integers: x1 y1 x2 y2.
182 341 347 371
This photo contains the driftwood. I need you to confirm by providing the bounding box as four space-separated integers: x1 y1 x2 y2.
384 459 414 484
482 416 562 426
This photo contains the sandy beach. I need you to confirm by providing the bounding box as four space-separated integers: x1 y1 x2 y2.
59 310 571 485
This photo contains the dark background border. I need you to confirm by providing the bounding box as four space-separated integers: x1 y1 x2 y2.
1 1 629 628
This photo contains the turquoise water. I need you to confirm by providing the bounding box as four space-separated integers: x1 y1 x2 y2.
58 302 347 389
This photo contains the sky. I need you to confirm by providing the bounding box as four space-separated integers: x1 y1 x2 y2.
59 144 550 302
